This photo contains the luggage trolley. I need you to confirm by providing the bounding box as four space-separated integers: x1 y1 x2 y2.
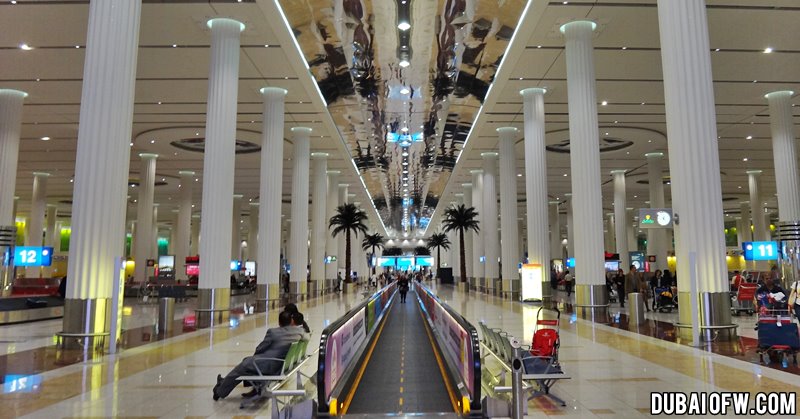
756 308 799 368
730 283 757 316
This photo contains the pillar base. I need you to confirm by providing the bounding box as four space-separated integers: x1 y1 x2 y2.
574 284 610 323
501 278 520 300
57 298 111 351
255 284 281 312
196 288 231 328
675 291 738 342
287 281 306 302
308 279 324 297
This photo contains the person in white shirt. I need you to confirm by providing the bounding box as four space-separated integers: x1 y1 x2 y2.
789 279 800 321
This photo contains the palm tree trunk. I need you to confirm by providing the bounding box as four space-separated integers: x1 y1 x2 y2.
371 245 376 276
459 229 467 283
345 230 352 283
437 247 441 270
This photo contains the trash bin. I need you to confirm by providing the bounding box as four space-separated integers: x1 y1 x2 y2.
157 297 175 334
628 292 646 325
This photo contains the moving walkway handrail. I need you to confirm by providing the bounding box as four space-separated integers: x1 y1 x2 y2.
316 281 398 415
414 281 482 415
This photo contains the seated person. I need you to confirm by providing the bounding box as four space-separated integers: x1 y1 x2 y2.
213 310 307 400
755 278 788 310
283 303 311 334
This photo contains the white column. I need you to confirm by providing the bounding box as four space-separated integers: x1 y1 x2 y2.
151 204 159 259
63 0 141 341
482 153 500 290
765 90 800 222
657 0 732 337
257 87 287 307
325 171 340 281
520 87 551 300
561 21 607 307
0 90 26 226
461 184 474 279
42 205 58 277
134 154 157 284
626 208 636 253
611 170 630 270
337 184 349 272
248 203 258 262
288 127 312 295
169 210 178 255
550 202 561 259
606 213 616 253
197 18 244 327
310 153 328 292
498 128 521 296
645 153 668 270
190 214 200 256
565 194 575 258
175 170 193 281
26 172 49 248
471 171 484 285
748 170 768 241
740 201 752 243
231 194 243 260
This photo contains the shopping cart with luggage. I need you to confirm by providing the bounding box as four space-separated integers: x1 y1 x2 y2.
654 287 676 313
756 308 799 368
730 282 757 316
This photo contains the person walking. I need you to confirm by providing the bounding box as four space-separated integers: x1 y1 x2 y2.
334 272 343 293
398 276 409 303
624 265 638 309
650 270 662 308
563 269 573 297
637 271 652 312
615 268 626 307
788 278 800 323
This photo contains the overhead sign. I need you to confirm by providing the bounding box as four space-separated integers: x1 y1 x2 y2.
639 208 673 229
12 246 53 267
743 241 779 261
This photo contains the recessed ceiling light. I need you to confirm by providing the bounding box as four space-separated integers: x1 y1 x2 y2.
537 45 542 48
764 47 773 53
161 178 165 181
402 162 408 166
641 102 645 105
715 48 720 52
130 142 133 146
743 158 748 162
157 101 162 105
150 139 155 144
19 43 33 50
746 135 753 140
195 132 199 136
35 78 40 81
75 45 80 49
563 173 568 177
399 60 410 68
601 100 607 106
264 44 270 47
614 120 618 124
69 179 73 183
403 170 409 174
621 46 627 50
400 87 410 95
398 22 411 31
402 151 408 157
517 173 522 177
401 127 409 132
11 1 17 4
604 132 609 135
172 44 177 48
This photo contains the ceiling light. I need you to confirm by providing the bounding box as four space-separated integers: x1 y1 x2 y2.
403 170 409 174
764 47 773 53
401 127 409 132
601 100 607 106
264 44 270 47
195 132 199 136
398 22 411 31
537 45 542 48
517 173 522 177
130 142 133 146
743 158 748 162
402 162 408 166
621 46 627 50
641 102 645 105
715 48 720 52
753 80 758 83
75 45 80 49
40 136 50 141
563 173 568 177
604 132 609 135
150 139 155 144
157 101 162 105
19 43 33 50
746 135 753 140
400 87 410 95
11 1 17 4
402 151 408 157
399 60 410 68
614 120 618 124
69 179 73 183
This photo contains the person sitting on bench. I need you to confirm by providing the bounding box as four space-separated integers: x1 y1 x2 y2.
213 310 306 400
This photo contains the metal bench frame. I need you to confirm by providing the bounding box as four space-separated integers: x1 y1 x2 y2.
236 339 313 411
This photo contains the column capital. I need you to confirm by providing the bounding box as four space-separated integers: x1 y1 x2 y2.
520 87 547 97
0 89 28 99
746 170 763 175
454 193 464 197
311 152 329 159
559 20 597 35
138 152 158 159
469 169 483 174
206 18 246 32
290 127 313 137
461 182 472 188
178 170 196 176
249 202 260 207
764 90 794 100
610 169 626 175
480 152 499 159
259 86 288 98
496 127 518 135
644 152 664 158
233 193 244 199
326 170 341 175
32 172 51 177
338 183 350 188
564 193 572 197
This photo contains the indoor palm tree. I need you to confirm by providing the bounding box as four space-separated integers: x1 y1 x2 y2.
329 203 368 283
361 232 385 276
426 232 451 270
442 204 480 283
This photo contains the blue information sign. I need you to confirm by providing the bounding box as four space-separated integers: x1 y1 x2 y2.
13 247 54 267
743 241 779 261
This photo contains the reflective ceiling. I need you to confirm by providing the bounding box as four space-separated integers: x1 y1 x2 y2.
278 0 527 236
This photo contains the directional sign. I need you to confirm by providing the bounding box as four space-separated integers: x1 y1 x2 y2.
13 246 54 267
639 208 673 229
743 241 779 261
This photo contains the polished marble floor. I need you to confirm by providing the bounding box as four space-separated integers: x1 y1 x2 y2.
0 283 797 418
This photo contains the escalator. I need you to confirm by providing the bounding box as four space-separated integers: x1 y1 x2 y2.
346 290 453 415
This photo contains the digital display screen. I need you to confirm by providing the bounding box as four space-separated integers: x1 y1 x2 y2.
566 257 575 268
378 257 395 267
743 241 779 261
12 247 54 267
245 261 256 276
397 257 414 269
604 261 619 272
158 255 175 269
415 256 433 267
3 375 41 394
186 264 199 276
230 260 242 271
